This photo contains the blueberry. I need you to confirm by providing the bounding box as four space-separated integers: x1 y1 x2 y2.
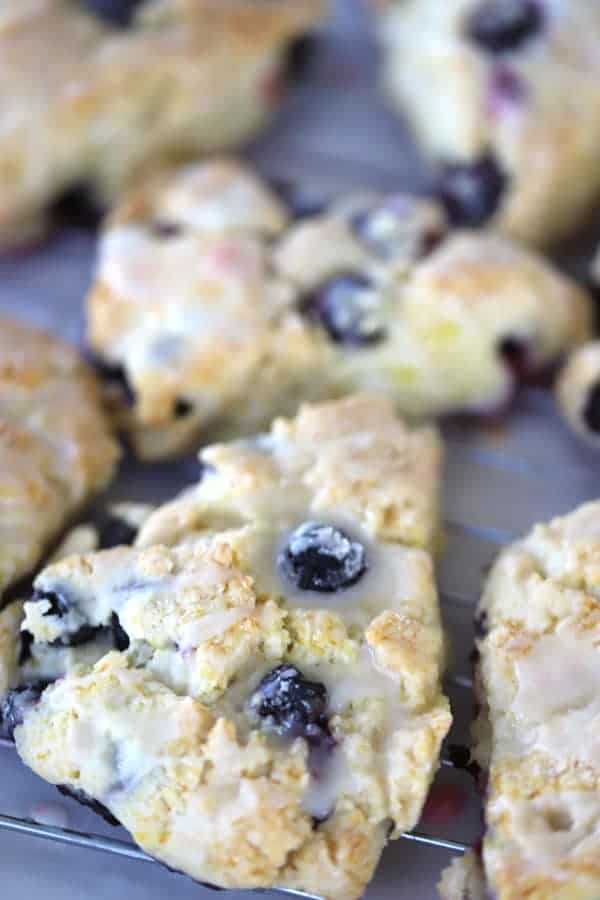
173 398 193 419
111 613 130 651
80 0 146 27
271 178 327 220
57 785 120 826
249 664 333 747
284 34 319 80
497 335 531 378
17 629 33 666
49 182 103 230
96 513 139 550
583 381 600 435
351 197 446 261
467 0 544 54
33 589 102 648
85 353 135 408
34 588 71 619
0 682 50 741
438 154 507 227
279 522 367 593
302 274 385 347
151 221 183 239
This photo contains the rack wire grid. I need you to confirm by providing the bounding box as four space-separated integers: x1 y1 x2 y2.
2 1 600 897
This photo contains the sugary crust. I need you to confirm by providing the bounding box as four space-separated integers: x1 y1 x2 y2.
474 502 600 899
138 393 443 552
556 342 600 447
86 159 592 459
0 0 324 245
375 0 600 246
16 394 451 898
0 317 119 597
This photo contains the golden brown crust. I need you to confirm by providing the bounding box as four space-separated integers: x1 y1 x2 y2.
0 317 119 597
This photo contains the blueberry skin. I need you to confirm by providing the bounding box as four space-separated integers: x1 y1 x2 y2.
467 0 544 55
583 381 600 435
80 0 146 28
249 664 333 747
302 275 385 347
0 682 50 741
32 588 102 648
279 522 367 593
438 154 507 227
96 514 139 550
111 612 130 651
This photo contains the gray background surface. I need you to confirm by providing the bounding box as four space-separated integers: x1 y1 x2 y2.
1 2 600 897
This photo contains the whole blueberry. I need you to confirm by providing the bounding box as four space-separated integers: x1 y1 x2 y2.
302 274 385 347
96 513 139 550
279 522 367 593
111 613 130 651
583 381 600 435
438 154 507 227
467 0 544 54
249 664 332 746
80 0 146 27
350 197 445 261
0 682 50 741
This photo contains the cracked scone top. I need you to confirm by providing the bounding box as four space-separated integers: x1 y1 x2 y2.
86 158 592 459
373 0 600 246
454 501 600 899
0 317 119 599
13 395 451 899
0 0 324 246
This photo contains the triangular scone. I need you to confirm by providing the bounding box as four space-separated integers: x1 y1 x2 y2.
86 158 592 459
0 0 324 245
456 501 600 899
0 317 119 600
14 395 451 899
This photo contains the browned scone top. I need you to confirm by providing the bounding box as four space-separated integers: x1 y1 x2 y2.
0 316 119 597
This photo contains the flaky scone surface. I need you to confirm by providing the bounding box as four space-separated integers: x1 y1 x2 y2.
0 317 119 597
374 0 600 246
15 394 451 899
473 501 600 899
0 0 323 245
86 158 591 459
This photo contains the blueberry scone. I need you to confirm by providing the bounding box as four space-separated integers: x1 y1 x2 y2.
555 342 600 448
458 501 600 899
86 158 592 459
11 394 452 899
374 0 600 246
0 0 323 246
0 317 119 600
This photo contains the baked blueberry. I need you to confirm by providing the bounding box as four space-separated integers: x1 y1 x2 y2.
86 353 136 407
0 682 50 741
111 612 130 651
249 664 332 747
271 178 327 220
96 513 139 550
34 588 71 619
351 197 445 261
80 0 146 28
174 398 193 419
279 522 367 593
151 221 183 239
438 154 507 227
33 589 102 647
467 0 544 55
303 275 385 346
49 182 103 230
582 381 600 434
